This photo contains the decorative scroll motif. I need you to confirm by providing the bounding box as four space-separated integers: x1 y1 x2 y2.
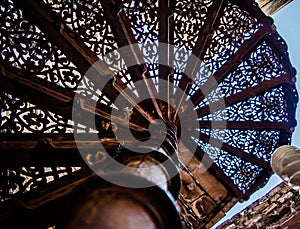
0 0 297 228
121 0 159 82
174 0 213 50
0 93 73 133
38 49 82 88
208 40 288 100
200 86 289 122
173 0 213 90
43 0 118 57
75 74 114 108
0 167 79 201
122 0 158 44
199 129 281 162
195 139 263 194
203 1 263 74
173 47 191 88
0 0 82 88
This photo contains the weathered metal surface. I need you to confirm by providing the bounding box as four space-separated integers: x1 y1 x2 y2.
0 172 182 229
0 0 298 228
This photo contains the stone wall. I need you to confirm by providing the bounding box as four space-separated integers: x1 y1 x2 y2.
256 0 293 15
218 182 300 228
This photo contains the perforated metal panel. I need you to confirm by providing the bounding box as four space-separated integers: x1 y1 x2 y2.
0 0 297 228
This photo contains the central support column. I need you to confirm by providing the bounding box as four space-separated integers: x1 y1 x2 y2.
61 123 182 229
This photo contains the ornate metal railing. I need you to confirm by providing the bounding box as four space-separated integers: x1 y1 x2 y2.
0 0 298 228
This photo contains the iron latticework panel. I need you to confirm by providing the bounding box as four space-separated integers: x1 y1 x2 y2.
0 0 298 228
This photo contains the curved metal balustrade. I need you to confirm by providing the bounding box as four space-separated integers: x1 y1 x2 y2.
0 0 298 228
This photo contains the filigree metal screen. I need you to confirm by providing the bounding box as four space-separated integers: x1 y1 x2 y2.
0 0 298 228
